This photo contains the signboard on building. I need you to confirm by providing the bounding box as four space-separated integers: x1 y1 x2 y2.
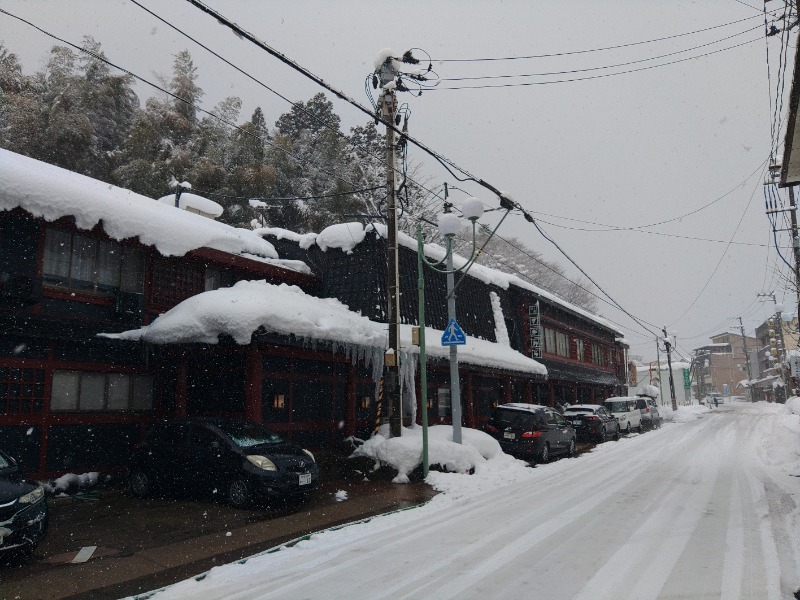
683 369 690 389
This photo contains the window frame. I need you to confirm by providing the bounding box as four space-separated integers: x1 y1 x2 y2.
51 369 154 412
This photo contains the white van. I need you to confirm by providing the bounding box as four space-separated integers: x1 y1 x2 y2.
603 396 642 434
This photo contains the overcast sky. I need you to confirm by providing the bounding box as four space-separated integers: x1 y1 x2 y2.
1 0 794 362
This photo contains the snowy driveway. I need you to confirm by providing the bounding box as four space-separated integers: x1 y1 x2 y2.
141 401 800 600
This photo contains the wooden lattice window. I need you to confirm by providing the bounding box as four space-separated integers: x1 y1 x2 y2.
150 259 205 308
0 367 45 414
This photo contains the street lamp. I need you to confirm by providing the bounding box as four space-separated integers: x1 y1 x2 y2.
422 197 487 444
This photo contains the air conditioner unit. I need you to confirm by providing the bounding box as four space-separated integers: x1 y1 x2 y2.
115 291 145 316
0 272 43 304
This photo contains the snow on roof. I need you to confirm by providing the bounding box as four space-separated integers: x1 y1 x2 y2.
253 227 318 250
102 279 546 376
261 222 623 338
0 148 280 261
157 192 224 218
495 403 547 413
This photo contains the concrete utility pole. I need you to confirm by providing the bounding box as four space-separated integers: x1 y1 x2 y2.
442 199 463 444
788 186 800 340
738 316 753 401
378 60 403 438
662 326 678 411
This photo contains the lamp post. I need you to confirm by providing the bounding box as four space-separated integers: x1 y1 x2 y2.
422 197 487 444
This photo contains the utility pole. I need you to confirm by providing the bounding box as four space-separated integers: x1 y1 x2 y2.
738 316 753 401
789 186 800 341
662 326 678 411
378 59 402 438
442 197 463 444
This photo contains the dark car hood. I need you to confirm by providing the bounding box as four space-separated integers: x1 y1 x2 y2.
0 475 37 504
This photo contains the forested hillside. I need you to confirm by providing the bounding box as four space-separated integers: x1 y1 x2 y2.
0 38 597 311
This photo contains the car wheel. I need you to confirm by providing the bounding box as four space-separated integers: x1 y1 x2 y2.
567 438 575 457
228 478 251 508
129 470 152 498
597 428 606 443
625 423 631 434
613 425 620 441
539 443 550 464
638 423 643 434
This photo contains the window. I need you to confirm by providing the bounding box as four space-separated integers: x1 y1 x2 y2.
0 367 45 414
273 393 286 409
150 258 204 307
43 229 143 294
556 332 570 358
205 267 236 291
544 328 556 354
438 388 451 418
592 344 606 366
51 370 153 411
576 339 585 361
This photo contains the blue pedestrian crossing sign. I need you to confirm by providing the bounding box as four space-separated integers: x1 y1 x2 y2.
441 318 467 346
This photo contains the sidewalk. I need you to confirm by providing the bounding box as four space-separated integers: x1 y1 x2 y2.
1 476 435 600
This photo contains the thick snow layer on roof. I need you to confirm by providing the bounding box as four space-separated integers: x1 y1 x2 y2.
157 193 224 218
316 222 366 253
0 148 279 260
103 280 387 347
264 221 622 337
253 227 318 250
102 279 546 376
401 325 546 376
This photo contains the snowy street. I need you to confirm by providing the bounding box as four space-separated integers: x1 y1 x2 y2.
143 400 800 600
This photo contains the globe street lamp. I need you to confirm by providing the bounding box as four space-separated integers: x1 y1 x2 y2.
421 197 489 444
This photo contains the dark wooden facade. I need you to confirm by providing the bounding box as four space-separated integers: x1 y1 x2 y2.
1 207 626 478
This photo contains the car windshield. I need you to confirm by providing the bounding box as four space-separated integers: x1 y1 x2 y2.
215 421 284 448
605 401 628 413
492 408 539 428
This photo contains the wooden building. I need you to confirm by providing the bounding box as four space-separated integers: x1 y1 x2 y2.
1 149 627 478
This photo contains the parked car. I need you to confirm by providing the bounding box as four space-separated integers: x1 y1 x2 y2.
634 396 662 430
484 403 576 464
563 404 620 442
604 397 642 434
128 417 320 508
0 449 48 555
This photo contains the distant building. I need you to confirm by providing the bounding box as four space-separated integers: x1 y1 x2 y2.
692 332 758 400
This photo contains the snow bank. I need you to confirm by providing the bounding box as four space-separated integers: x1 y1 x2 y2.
43 471 99 495
665 404 710 423
351 425 506 483
0 148 279 260
787 396 800 416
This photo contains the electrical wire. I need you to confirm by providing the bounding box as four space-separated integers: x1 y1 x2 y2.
430 38 762 90
433 13 774 62
438 24 762 82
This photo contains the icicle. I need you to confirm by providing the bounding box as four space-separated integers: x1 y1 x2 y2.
399 350 418 425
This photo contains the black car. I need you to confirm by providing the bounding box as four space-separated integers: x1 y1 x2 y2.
128 417 320 508
485 403 576 463
563 404 620 442
0 449 48 555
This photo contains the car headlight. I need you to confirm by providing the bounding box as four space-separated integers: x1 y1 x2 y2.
19 485 44 504
246 455 277 471
302 449 315 462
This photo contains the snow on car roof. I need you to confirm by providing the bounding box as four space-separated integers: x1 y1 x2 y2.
495 403 548 413
564 405 598 411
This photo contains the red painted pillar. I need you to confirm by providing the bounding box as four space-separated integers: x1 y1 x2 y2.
245 342 263 423
548 381 555 408
345 362 356 437
176 352 188 417
465 372 475 428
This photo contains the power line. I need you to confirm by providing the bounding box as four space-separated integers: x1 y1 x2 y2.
438 24 762 82
433 13 773 62
181 0 507 201
430 37 762 90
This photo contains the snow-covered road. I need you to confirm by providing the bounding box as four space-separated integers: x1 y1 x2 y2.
140 401 800 600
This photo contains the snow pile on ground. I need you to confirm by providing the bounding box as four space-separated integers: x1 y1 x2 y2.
43 471 99 495
753 400 800 478
664 404 710 423
786 396 800 416
351 425 518 484
334 490 348 502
